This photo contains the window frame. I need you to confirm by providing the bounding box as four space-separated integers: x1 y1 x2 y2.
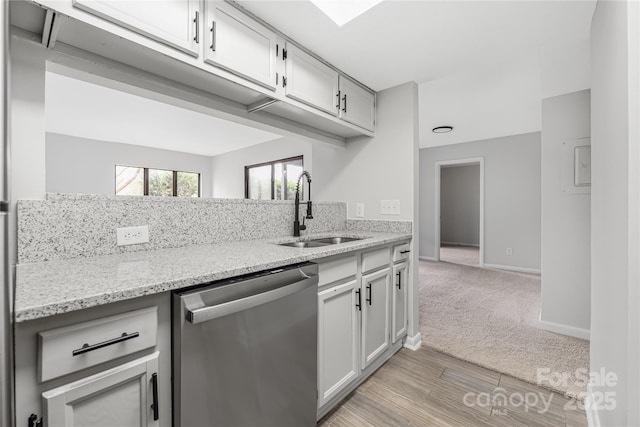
115 165 201 197
244 155 304 200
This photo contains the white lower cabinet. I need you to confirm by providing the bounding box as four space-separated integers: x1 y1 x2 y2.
317 280 359 407
317 245 406 416
42 352 160 427
361 268 391 369
392 261 409 343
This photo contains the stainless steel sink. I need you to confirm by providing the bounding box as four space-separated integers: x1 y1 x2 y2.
278 236 363 248
308 237 362 245
278 241 330 248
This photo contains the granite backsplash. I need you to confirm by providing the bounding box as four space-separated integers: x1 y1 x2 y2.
18 194 348 263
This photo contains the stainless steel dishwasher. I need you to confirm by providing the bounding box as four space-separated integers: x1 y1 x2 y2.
172 262 318 427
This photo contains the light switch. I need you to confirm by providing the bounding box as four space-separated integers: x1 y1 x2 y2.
356 203 365 218
574 146 591 187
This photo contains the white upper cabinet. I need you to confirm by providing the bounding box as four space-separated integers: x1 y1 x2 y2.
72 0 201 56
284 43 340 116
339 76 376 132
204 2 278 91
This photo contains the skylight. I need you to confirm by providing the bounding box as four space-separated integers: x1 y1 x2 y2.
309 0 384 27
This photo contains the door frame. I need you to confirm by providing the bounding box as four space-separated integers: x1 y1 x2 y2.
435 157 485 266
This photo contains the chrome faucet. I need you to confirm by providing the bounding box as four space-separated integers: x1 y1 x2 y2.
293 171 313 237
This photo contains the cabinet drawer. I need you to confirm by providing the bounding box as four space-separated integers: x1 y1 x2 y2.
318 255 357 287
39 307 157 382
392 243 411 263
361 247 390 273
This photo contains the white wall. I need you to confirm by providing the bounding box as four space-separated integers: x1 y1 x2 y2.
46 133 214 197
590 1 640 426
538 41 590 99
313 83 416 221
313 82 421 346
10 36 48 278
419 55 542 148
10 37 46 204
440 165 480 246
419 132 541 271
539 90 590 338
211 136 313 199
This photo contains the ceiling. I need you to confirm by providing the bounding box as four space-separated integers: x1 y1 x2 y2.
237 0 596 92
236 0 596 148
45 1 597 152
45 72 284 157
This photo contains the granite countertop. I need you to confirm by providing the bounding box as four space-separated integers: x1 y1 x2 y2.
14 230 411 322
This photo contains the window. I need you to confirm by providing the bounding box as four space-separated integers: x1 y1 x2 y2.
245 156 304 200
116 166 200 197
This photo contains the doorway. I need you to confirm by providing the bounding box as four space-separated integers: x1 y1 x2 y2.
435 158 484 266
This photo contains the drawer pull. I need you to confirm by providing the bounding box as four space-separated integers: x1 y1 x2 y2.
400 250 411 254
72 332 140 356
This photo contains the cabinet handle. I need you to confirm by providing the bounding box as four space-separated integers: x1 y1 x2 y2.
366 283 372 305
28 414 42 427
400 250 411 254
342 94 347 113
336 91 341 109
396 271 401 289
193 11 199 44
151 373 159 421
355 289 361 311
71 331 139 356
276 72 278 86
210 21 216 51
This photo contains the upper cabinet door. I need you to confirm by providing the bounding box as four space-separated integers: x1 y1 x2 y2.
339 77 376 132
204 2 277 91
72 0 200 56
285 44 340 116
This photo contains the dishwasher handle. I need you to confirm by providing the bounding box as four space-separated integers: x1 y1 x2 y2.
186 273 318 324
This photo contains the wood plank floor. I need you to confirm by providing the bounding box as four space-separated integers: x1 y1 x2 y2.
318 346 588 427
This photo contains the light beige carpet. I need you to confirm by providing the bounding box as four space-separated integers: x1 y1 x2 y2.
440 244 480 266
419 256 590 398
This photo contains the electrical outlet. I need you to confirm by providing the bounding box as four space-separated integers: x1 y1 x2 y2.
117 226 149 246
356 203 365 218
381 200 400 215
506 247 513 256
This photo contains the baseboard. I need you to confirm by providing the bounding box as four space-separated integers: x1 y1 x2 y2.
441 241 480 248
585 383 601 427
538 317 591 340
483 263 541 274
419 256 437 261
403 332 422 351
